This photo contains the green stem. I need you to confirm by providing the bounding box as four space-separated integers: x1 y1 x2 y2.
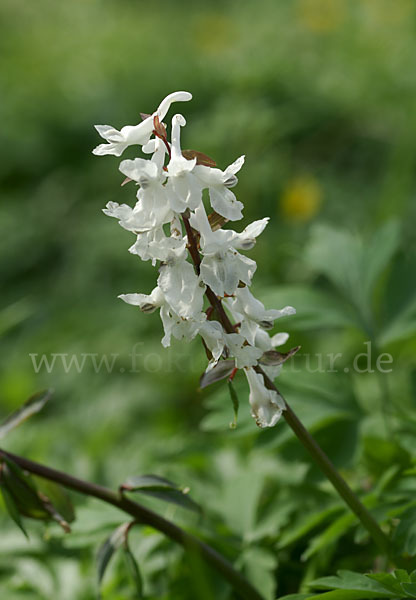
0 449 264 600
185 214 392 558
257 367 392 558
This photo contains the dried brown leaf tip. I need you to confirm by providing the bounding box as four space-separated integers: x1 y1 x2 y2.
259 346 301 366
182 150 217 168
208 211 228 231
153 115 167 140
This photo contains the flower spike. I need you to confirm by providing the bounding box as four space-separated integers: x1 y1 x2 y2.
94 90 295 428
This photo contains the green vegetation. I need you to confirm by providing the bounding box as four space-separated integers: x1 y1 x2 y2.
0 0 416 598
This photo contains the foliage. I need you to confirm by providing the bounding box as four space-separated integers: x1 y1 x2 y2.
1 0 416 599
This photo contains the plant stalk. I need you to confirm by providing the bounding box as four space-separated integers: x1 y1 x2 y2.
0 449 264 600
183 214 391 557
258 368 392 557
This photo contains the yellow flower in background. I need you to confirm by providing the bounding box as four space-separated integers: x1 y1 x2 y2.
280 175 322 222
297 0 346 32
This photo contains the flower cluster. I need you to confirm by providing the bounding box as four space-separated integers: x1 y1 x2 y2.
93 91 296 428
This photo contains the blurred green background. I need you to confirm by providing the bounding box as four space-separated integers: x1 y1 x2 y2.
1 0 416 598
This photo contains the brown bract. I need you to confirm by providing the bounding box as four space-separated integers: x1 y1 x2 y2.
182 149 217 167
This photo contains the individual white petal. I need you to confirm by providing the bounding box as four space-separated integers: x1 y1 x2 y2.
264 306 297 322
270 332 289 347
244 367 285 428
208 186 244 222
119 158 159 185
199 321 226 362
118 286 165 313
142 139 157 153
254 328 275 351
232 218 269 250
170 114 187 159
102 201 133 221
93 141 129 157
156 92 192 121
224 155 245 177
94 125 124 141
193 165 225 188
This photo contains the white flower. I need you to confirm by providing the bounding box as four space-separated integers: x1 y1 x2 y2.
226 286 296 345
95 89 296 430
223 333 263 368
194 156 245 221
189 204 258 296
119 286 204 348
128 227 169 265
103 201 136 228
93 91 192 157
244 367 285 428
158 256 205 319
166 115 202 212
160 306 205 348
200 252 256 298
117 158 172 233
119 286 165 313
199 320 226 363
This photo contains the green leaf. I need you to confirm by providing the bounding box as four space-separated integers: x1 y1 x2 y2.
97 522 129 586
227 380 239 429
378 250 416 345
0 390 52 441
120 474 201 513
366 573 404 595
277 504 344 549
401 583 416 598
394 570 412 583
33 477 75 524
0 480 28 538
302 512 356 561
124 545 143 597
310 570 396 597
393 506 416 557
305 221 400 325
278 595 313 600
0 457 71 532
378 294 416 346
309 571 416 600
361 220 400 300
239 546 277 600
0 458 49 520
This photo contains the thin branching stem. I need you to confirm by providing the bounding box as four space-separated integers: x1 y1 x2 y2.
183 213 392 559
0 449 264 600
